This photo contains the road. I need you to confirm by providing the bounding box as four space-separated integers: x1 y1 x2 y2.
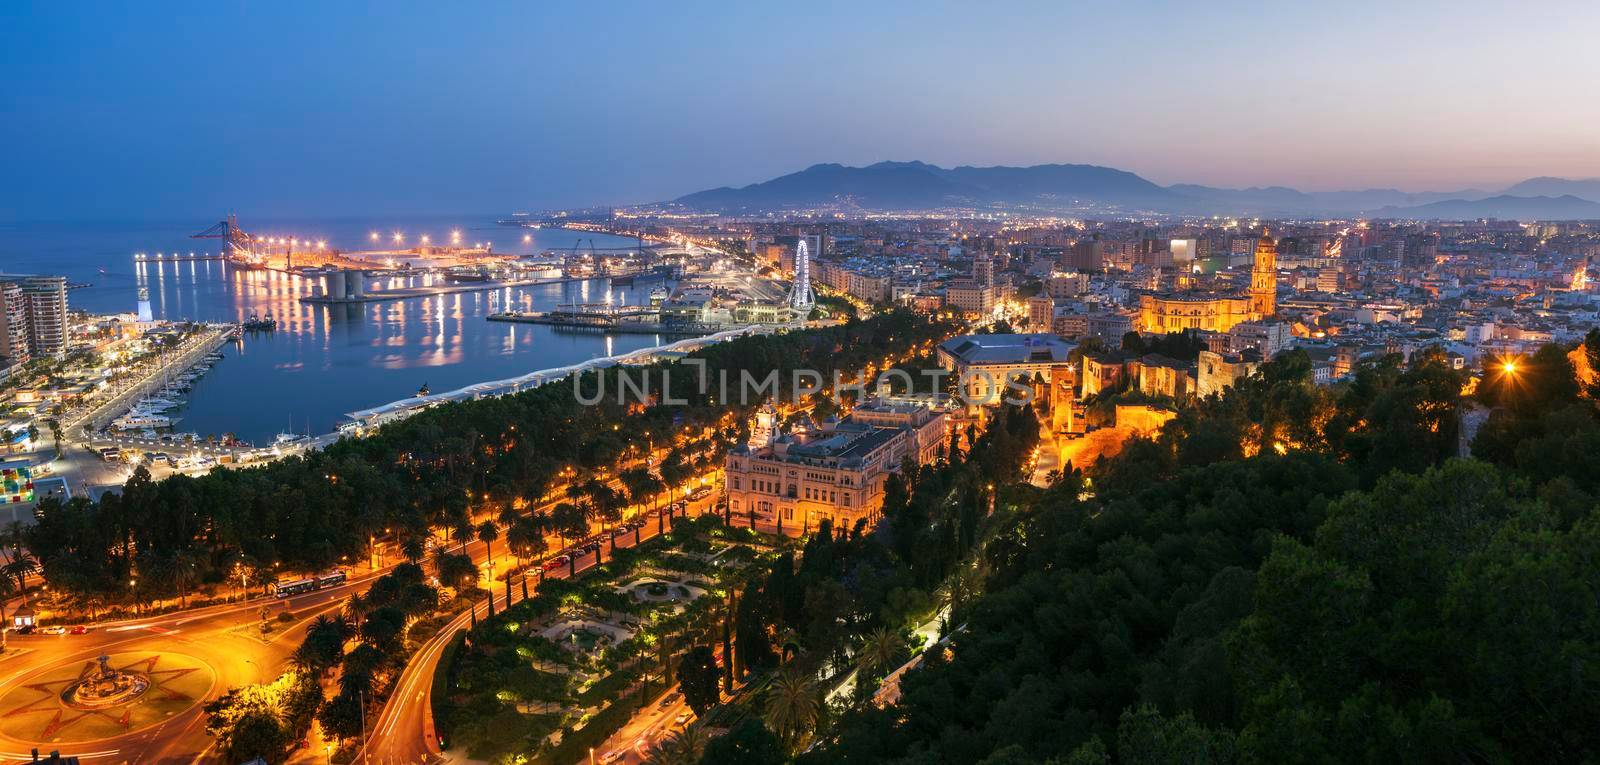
360 491 719 765
598 686 692 765
0 571 369 765
0 481 716 765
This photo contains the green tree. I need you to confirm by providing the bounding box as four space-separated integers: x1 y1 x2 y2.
678 645 721 715
476 520 499 571
763 664 821 753
698 718 784 764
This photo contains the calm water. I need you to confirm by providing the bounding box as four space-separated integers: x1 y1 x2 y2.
0 217 671 442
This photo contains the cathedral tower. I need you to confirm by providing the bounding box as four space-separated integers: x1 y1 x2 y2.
1250 230 1277 317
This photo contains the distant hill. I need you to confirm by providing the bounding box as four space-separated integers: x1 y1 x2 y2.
674 161 1180 212
1169 185 1489 214
669 162 1600 218
1376 194 1600 220
1502 176 1600 202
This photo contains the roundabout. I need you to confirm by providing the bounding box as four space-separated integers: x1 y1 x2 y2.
0 651 215 745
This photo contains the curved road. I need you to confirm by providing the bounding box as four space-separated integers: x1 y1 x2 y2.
0 572 374 764
0 477 717 765
361 493 716 765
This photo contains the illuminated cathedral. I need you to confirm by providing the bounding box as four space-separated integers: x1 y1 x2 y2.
1137 230 1278 334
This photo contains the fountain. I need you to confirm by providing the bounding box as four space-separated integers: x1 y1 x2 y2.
62 655 150 709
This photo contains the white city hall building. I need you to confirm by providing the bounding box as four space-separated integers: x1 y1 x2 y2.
725 398 947 534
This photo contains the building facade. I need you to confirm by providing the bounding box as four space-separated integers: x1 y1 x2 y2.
936 333 1074 405
725 399 948 533
0 275 68 360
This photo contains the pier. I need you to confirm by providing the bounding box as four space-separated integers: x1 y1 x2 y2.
299 275 589 305
64 323 237 436
339 324 772 433
487 310 720 335
134 252 228 264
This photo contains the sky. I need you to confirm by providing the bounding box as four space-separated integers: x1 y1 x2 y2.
4 0 1599 221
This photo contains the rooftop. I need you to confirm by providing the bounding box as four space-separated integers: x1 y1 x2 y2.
938 333 1073 365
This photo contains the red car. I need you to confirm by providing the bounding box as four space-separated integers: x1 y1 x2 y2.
69 625 91 635
542 556 569 572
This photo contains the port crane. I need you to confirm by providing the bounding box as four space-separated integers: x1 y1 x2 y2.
192 214 262 264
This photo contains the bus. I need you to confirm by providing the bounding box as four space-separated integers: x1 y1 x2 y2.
272 570 348 598
317 570 347 588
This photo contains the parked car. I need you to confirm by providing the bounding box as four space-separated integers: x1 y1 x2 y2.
659 691 681 708
69 625 91 635
40 625 67 635
542 556 569 572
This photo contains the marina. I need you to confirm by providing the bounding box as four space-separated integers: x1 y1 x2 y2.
67 323 237 437
3 220 709 443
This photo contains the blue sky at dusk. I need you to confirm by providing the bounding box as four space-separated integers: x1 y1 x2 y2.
4 0 1598 220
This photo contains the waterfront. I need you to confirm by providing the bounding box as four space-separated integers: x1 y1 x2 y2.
0 218 671 443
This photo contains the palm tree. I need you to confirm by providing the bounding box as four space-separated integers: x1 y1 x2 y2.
764 664 822 753
857 626 903 681
476 520 499 572
1 550 37 602
450 516 474 553
399 534 425 564
45 418 62 458
505 516 537 568
645 725 706 765
0 573 15 652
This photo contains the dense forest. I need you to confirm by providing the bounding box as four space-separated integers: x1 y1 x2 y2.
803 337 1600 764
24 311 958 612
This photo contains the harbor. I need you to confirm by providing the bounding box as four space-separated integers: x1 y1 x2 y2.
1 218 780 454
66 322 238 438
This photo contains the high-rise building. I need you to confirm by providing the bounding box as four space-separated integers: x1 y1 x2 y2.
973 256 994 288
1063 236 1105 271
0 275 68 359
1026 295 1054 333
1170 238 1198 269
1249 232 1277 317
0 284 29 369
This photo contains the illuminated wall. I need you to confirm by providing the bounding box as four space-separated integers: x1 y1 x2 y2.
1137 293 1254 334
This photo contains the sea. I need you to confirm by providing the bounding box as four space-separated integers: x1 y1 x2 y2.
0 216 672 443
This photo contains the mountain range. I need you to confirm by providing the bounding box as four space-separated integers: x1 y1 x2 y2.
671 161 1600 220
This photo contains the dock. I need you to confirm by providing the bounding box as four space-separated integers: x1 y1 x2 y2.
299 276 582 305
487 311 719 335
65 324 237 436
